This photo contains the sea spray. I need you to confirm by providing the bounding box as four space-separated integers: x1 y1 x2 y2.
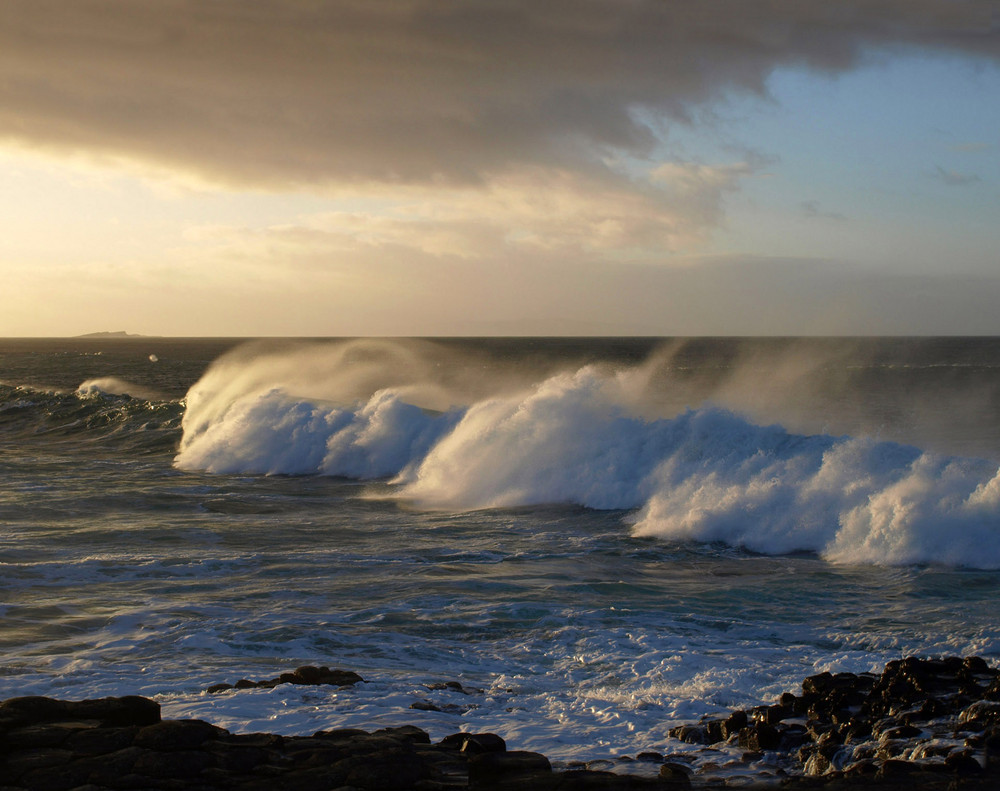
174 338 1000 567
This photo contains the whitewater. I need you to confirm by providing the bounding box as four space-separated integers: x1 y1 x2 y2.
2 336 999 777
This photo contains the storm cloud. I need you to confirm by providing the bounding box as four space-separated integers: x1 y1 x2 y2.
2 0 997 189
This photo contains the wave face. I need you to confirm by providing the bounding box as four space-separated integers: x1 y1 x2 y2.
174 339 1000 568
0 381 183 452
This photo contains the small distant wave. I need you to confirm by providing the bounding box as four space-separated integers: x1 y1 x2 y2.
1 381 183 452
174 341 1000 569
77 377 168 402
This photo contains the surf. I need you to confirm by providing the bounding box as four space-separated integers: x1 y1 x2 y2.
173 339 1000 569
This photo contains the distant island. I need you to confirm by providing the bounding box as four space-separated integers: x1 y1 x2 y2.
76 331 144 338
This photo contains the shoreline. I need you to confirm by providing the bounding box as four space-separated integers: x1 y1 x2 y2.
3 656 998 790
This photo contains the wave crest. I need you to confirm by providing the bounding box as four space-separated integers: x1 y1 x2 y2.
174 340 1000 568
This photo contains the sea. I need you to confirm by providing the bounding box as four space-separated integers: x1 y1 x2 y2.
2 336 999 778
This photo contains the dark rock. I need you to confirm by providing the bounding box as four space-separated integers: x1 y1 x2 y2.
964 657 992 675
761 703 793 724
880 724 923 740
3 724 73 750
214 666 365 693
702 719 724 743
316 667 364 686
65 725 139 755
427 680 480 694
844 759 878 776
374 724 430 744
0 696 69 727
274 764 350 791
282 737 354 766
877 758 916 777
66 696 162 727
0 695 160 729
133 719 225 750
17 761 92 791
946 750 983 774
722 709 747 738
960 701 1000 728
223 731 286 748
340 748 429 790
4 747 73 779
779 724 811 751
667 724 704 745
469 750 552 787
131 747 215 779
206 741 271 772
67 746 146 785
292 665 325 683
659 762 692 786
553 770 677 790
738 722 781 751
440 732 508 754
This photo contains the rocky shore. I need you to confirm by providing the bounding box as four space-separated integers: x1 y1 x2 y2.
2 657 998 791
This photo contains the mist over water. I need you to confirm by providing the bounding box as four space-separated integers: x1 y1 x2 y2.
174 337 1000 568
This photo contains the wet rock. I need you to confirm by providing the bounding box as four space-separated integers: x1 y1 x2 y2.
666 655 1000 784
722 709 748 738
134 718 225 750
440 732 508 754
426 680 485 695
0 695 160 729
64 725 140 755
469 750 552 787
340 748 430 789
4 724 74 750
208 665 365 693
667 724 704 744
946 750 984 774
961 700 1000 728
738 722 781 751
132 747 215 779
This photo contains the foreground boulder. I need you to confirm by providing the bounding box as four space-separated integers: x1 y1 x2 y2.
0 695 685 791
5 657 998 790
668 655 1000 784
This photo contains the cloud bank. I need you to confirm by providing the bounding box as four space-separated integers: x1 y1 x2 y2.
2 1 997 189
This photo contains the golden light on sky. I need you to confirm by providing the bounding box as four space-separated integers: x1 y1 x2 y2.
1 1 998 336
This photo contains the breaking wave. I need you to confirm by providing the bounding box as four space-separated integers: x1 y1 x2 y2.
173 340 1000 569
0 381 182 451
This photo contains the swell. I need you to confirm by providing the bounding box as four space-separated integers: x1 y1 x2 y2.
173 340 1000 569
0 381 183 453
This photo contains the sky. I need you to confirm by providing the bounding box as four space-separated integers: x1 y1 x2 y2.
1 0 999 337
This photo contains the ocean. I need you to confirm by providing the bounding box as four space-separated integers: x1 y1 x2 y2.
2 336 999 778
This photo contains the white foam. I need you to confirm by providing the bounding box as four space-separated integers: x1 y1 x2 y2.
76 377 166 401
175 343 1000 568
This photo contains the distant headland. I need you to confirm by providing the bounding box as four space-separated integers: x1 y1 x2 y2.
76 331 145 338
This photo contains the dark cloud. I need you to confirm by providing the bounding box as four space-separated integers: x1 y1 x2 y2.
1 0 997 188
